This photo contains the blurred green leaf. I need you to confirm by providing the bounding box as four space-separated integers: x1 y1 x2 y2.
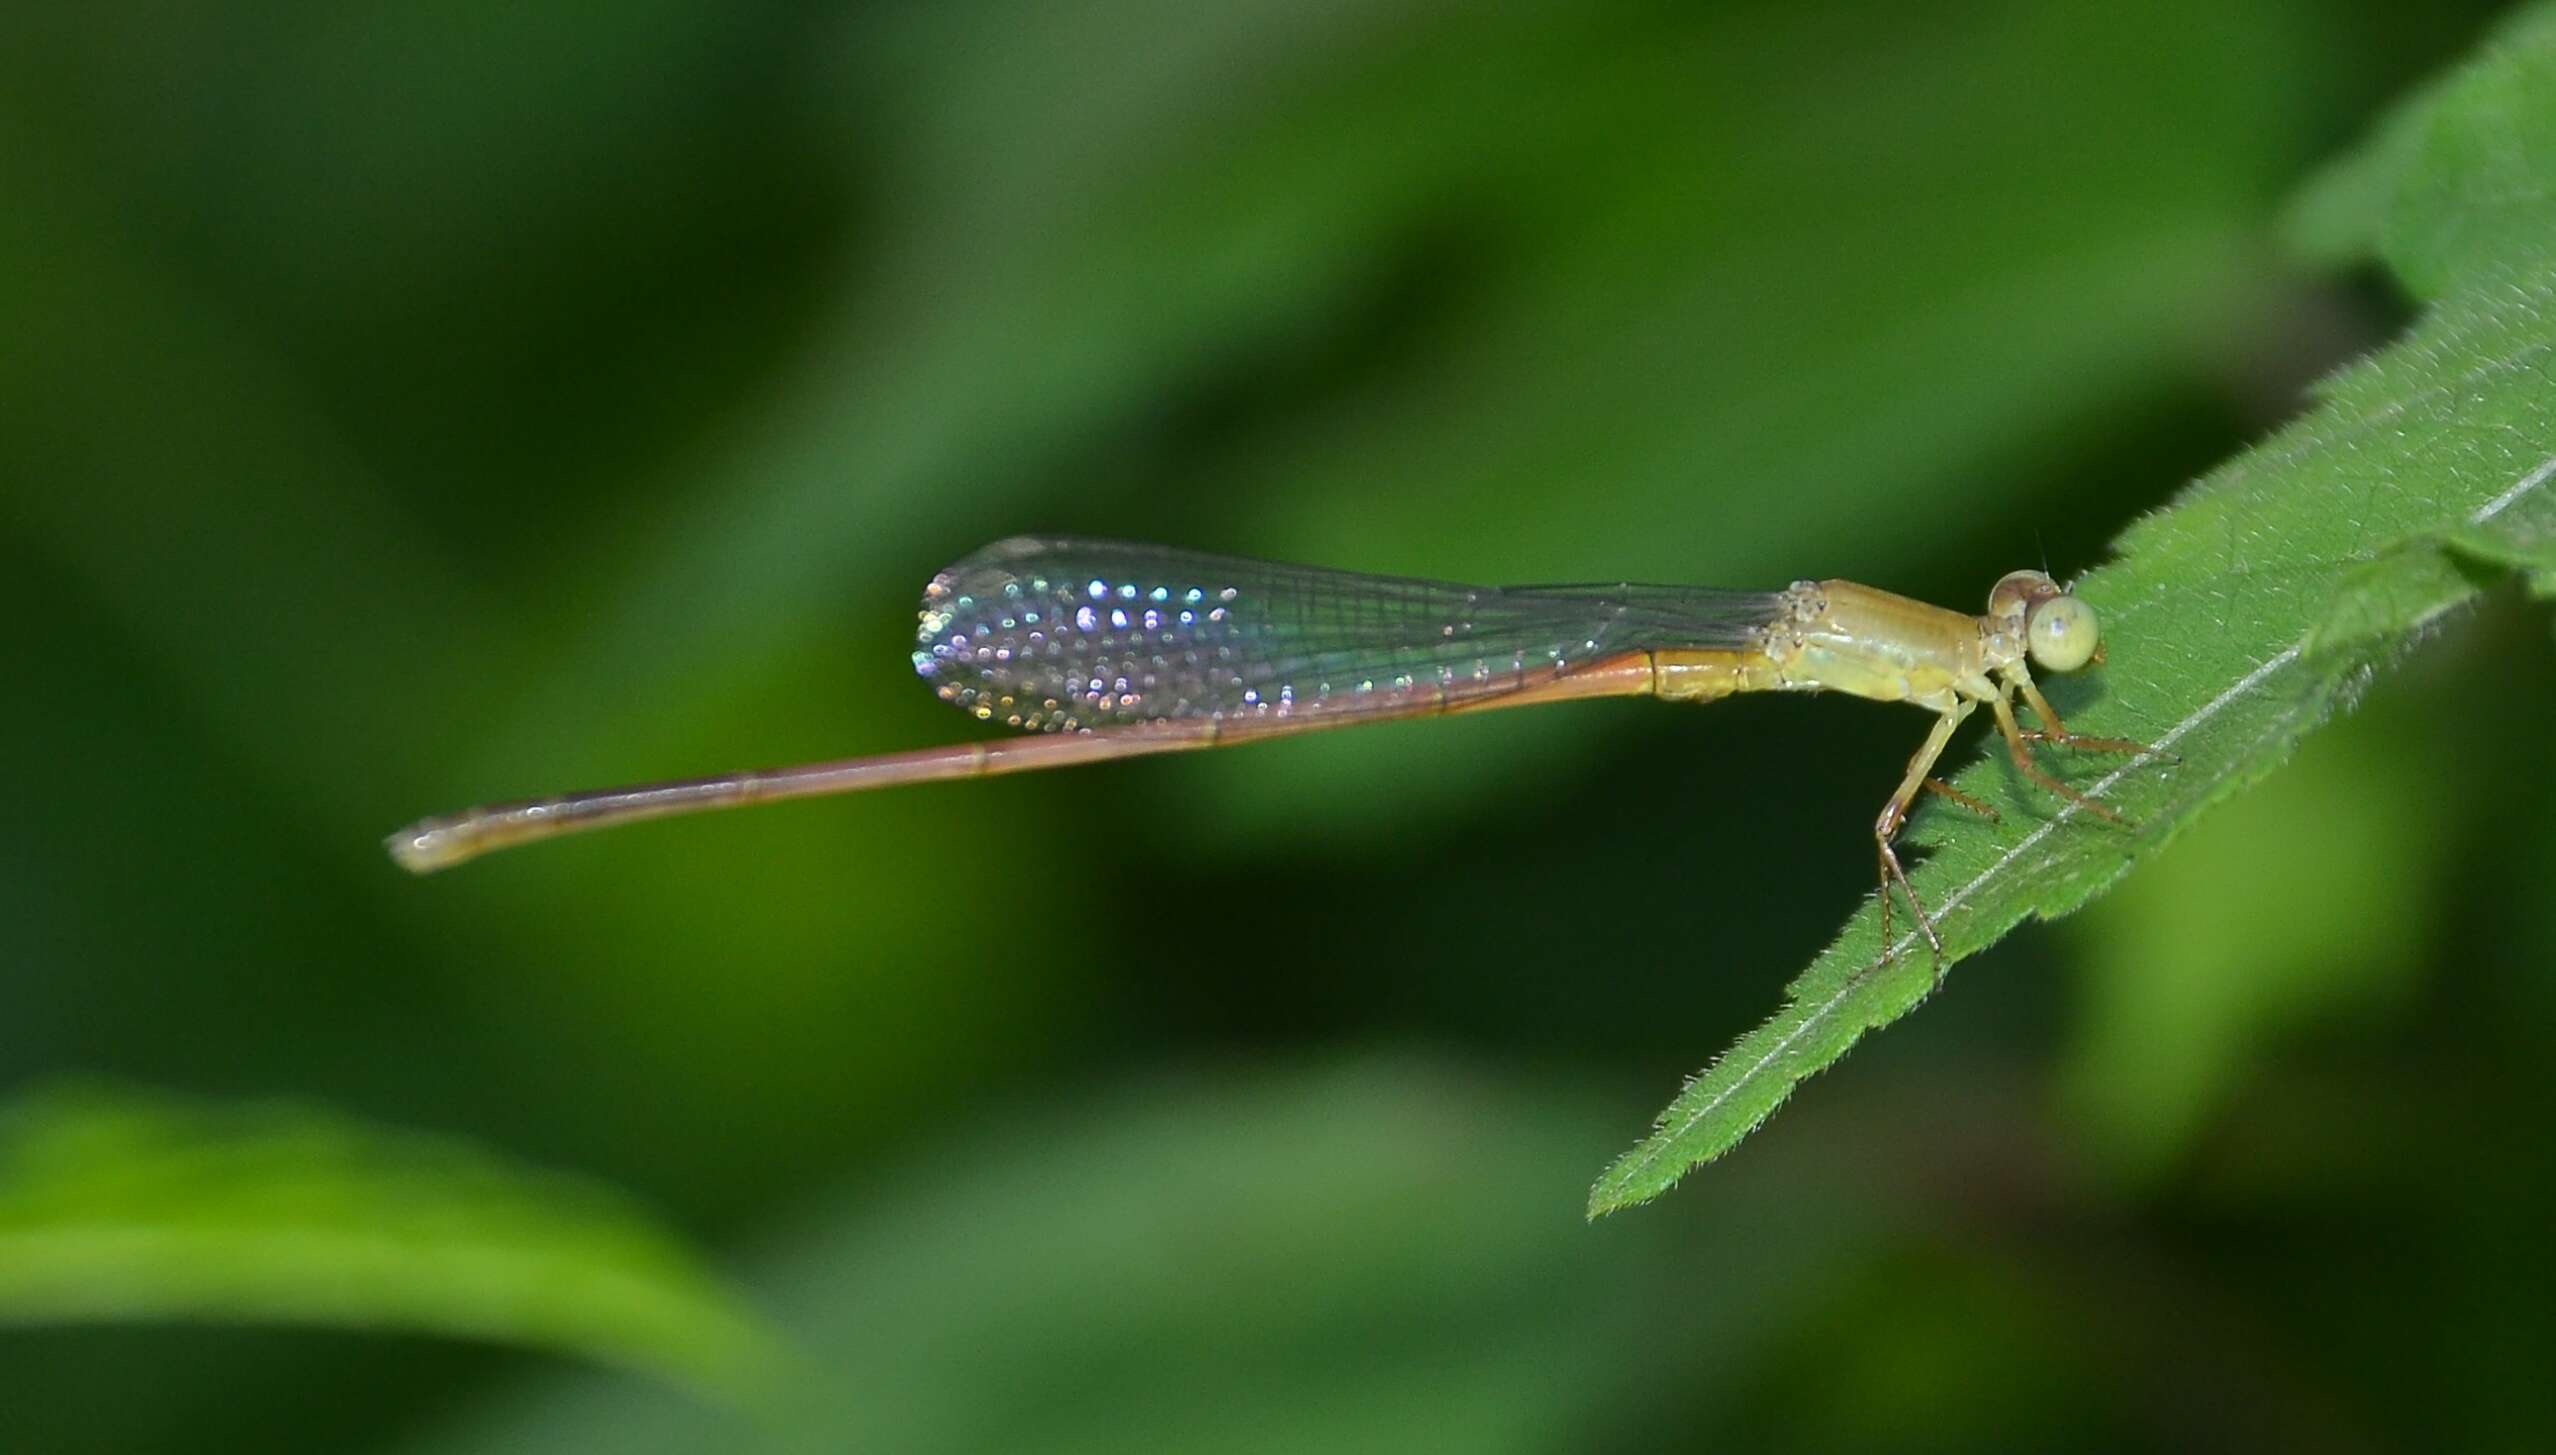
0 1084 783 1403
2286 0 2556 297
2058 696 2436 1182
1592 12 2556 1214
386 1056 1894 1455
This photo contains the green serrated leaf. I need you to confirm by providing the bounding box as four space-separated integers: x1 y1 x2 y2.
1591 267 2556 1216
2309 535 2508 655
2443 521 2556 597
1593 0 2556 1218
0 1084 787 1402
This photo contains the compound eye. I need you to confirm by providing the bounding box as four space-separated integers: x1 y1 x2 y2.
2026 594 2100 672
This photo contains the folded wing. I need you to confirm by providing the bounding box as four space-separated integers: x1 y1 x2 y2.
914 536 1786 732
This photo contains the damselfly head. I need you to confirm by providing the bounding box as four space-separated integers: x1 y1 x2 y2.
1988 569 2102 674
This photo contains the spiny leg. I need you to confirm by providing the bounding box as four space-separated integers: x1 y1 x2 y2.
2014 728 2160 756
1874 702 1970 983
1989 691 2128 826
1922 779 1999 821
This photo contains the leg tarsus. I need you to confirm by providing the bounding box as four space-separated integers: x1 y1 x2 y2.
2012 676 2181 765
1875 835 1946 987
1991 692 2130 826
2016 727 2180 764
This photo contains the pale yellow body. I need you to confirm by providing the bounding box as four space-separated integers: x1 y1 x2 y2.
1628 575 2146 970
1650 579 2019 710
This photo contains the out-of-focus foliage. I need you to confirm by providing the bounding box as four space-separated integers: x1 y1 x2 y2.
2290 0 2556 296
4 0 2553 1449
385 1058 1899 1454
0 1086 781 1400
2058 700 2436 1184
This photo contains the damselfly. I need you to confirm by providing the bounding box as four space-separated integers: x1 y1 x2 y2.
388 536 2167 965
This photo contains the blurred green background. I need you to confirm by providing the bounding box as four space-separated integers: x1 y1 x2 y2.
7 1 2555 1449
